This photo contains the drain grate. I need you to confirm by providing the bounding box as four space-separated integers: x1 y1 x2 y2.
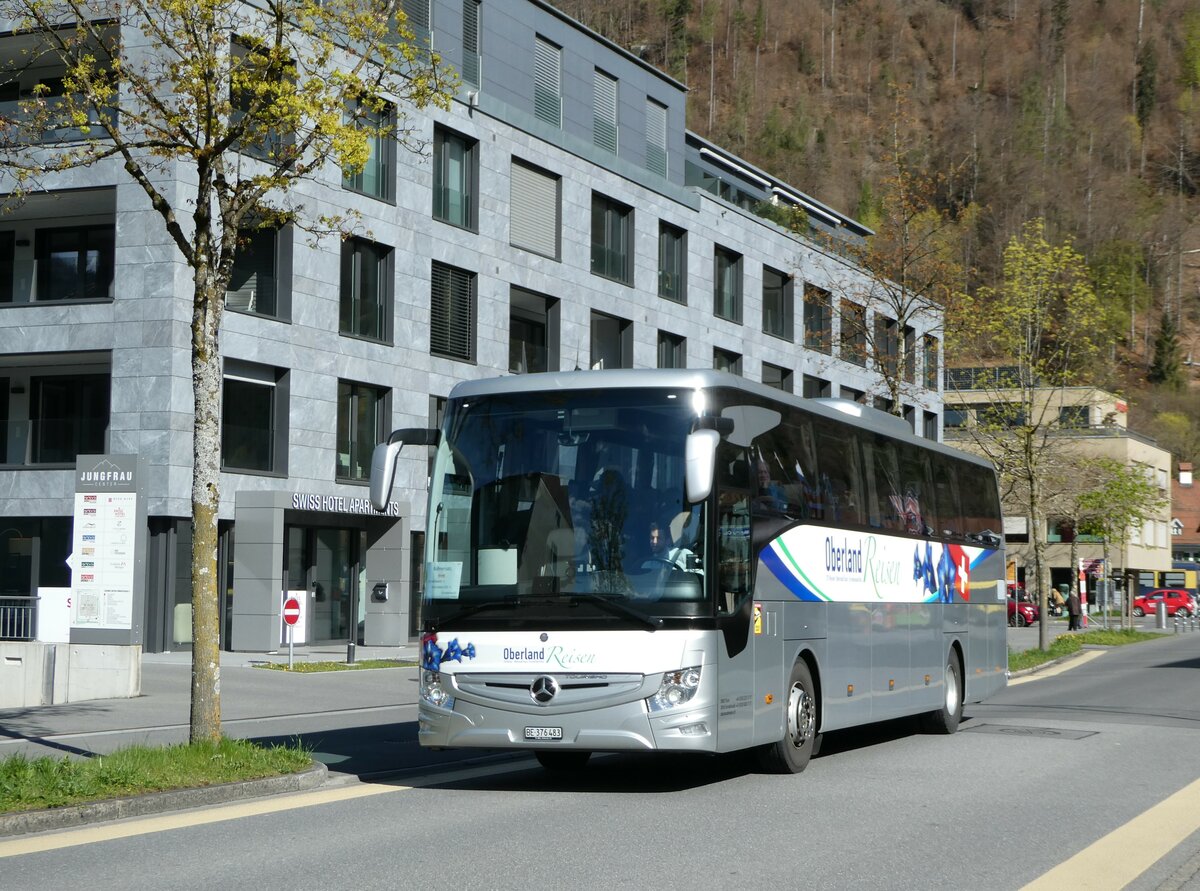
964 723 1097 740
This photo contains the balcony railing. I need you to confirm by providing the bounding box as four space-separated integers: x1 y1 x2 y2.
0 595 38 640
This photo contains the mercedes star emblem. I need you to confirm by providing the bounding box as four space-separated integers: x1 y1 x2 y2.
530 675 559 704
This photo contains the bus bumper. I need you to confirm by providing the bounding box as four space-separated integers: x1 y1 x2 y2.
417 699 718 753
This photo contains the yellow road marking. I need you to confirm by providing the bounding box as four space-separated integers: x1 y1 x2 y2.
1023 775 1200 889
1008 648 1106 685
0 781 405 860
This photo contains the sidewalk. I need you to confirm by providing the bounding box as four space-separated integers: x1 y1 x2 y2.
0 643 422 836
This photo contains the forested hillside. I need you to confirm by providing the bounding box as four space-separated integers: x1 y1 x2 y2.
553 0 1200 458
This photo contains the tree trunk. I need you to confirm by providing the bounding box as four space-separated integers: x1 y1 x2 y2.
189 275 224 744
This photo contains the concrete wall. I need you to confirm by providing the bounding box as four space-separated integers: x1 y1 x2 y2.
0 643 141 708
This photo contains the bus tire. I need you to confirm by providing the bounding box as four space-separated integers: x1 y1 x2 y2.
920 650 963 735
756 659 819 774
535 750 591 771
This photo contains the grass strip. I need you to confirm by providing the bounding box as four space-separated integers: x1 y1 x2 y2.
255 658 415 672
1008 628 1164 673
0 738 312 814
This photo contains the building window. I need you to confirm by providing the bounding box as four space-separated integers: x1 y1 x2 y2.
340 237 392 342
222 363 286 474
923 335 939 390
763 266 793 341
903 326 916 384
763 362 792 392
714 347 742 375
658 223 686 304
590 311 632 369
343 98 394 201
944 407 968 428
593 69 618 154
35 225 114 301
803 283 832 353
923 410 939 441
462 0 481 86
841 385 866 404
433 126 478 230
875 314 899 377
30 373 109 464
510 288 558 374
431 261 475 362
533 36 562 127
230 40 292 162
0 231 13 303
226 225 288 319
510 159 560 259
591 193 633 284
646 98 668 177
0 378 7 464
657 331 686 368
1060 405 1089 427
337 380 388 482
802 374 831 398
714 246 742 323
840 299 867 366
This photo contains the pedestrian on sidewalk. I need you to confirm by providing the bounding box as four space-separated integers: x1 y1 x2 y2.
1067 589 1082 631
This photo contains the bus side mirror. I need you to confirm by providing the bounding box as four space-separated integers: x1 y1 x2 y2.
369 427 443 511
369 441 403 511
685 428 720 503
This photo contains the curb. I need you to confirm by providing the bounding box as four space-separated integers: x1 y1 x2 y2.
0 760 328 838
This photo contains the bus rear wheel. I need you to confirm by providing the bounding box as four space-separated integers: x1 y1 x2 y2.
535 750 591 771
756 660 819 774
920 651 963 735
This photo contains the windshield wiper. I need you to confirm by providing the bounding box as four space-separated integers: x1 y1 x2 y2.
564 593 663 630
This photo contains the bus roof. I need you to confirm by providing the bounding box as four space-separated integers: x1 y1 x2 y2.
448 369 995 471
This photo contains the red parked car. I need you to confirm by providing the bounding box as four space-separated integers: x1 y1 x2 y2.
1008 597 1039 627
1132 589 1195 618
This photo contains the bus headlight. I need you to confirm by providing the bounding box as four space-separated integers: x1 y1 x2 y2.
420 670 454 709
648 666 702 712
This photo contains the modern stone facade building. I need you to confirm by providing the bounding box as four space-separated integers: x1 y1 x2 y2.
0 0 944 652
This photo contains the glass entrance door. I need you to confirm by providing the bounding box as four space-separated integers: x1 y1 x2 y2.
285 524 366 645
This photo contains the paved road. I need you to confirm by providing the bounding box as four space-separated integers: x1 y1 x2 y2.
3 633 1200 889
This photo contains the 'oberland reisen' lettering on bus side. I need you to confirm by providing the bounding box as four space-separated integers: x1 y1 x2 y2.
825 537 863 575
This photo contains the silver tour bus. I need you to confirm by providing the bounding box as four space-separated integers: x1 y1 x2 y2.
370 369 1007 772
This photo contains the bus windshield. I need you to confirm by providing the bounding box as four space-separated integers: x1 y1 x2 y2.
422 387 709 629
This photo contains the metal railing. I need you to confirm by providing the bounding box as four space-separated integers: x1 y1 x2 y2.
0 595 38 641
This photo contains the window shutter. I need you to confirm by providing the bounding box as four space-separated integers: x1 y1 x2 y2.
431 262 473 361
462 0 480 86
510 161 559 258
593 70 617 153
646 99 668 176
533 37 561 126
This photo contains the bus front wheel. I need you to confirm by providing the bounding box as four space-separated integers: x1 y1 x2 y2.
756 659 819 774
920 651 963 735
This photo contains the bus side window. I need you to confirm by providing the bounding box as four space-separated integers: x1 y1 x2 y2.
863 438 902 530
959 462 1002 539
898 445 933 536
933 463 963 539
814 418 863 527
716 444 752 614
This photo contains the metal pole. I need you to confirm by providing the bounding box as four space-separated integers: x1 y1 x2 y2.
288 623 294 670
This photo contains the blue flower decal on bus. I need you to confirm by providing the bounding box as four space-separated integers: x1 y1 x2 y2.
421 632 477 670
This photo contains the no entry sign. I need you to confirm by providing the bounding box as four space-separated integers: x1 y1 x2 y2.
282 597 301 626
